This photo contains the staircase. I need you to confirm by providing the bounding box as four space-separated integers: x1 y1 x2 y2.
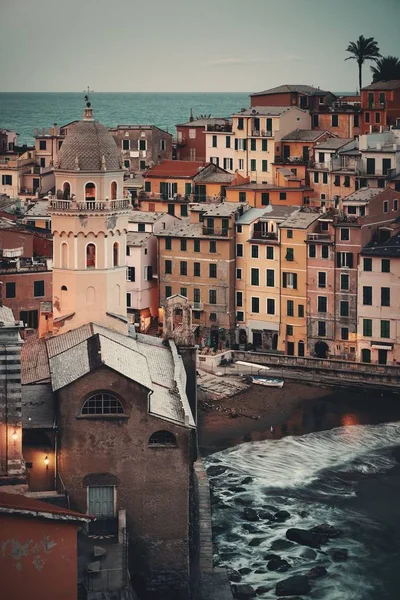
25 490 70 509
144 317 159 337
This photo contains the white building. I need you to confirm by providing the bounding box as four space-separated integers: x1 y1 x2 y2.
127 212 178 331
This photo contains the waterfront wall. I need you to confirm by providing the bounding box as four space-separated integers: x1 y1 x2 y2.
233 351 400 390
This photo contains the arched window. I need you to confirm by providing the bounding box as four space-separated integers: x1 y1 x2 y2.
63 182 71 200
148 431 177 447
85 182 96 201
111 181 117 200
113 242 119 267
61 285 68 291
86 286 95 304
61 242 68 269
86 243 96 268
81 393 124 415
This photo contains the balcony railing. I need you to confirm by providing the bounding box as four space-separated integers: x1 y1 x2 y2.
311 161 331 170
206 124 232 132
192 302 204 311
251 231 278 241
335 214 360 225
307 232 333 242
251 130 273 137
49 199 130 211
274 156 308 165
367 102 385 109
202 226 229 237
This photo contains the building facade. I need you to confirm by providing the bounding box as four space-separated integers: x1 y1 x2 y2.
361 80 400 133
109 125 172 174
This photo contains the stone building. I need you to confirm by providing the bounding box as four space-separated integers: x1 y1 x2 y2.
109 125 172 175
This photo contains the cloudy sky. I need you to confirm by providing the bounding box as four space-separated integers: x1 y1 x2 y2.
1 0 399 92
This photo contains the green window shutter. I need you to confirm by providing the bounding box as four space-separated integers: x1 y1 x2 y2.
160 182 167 196
172 183 178 195
235 139 238 150
262 160 268 172
243 139 247 151
250 159 256 171
266 118 272 131
293 273 298 289
250 139 256 151
185 183 192 196
262 139 268 151
283 272 287 288
144 181 151 192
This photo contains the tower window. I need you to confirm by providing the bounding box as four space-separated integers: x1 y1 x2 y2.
113 242 119 267
63 182 71 200
111 181 117 200
85 182 96 201
148 431 177 447
61 242 68 269
86 243 96 268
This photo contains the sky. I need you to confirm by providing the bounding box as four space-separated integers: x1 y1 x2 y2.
1 0 399 93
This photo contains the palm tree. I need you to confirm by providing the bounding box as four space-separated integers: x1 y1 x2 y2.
371 56 400 83
345 35 381 92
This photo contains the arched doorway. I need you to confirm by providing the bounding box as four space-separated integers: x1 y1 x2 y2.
315 341 329 359
85 182 96 202
238 328 247 346
63 181 71 200
23 430 54 492
210 328 219 351
111 181 117 200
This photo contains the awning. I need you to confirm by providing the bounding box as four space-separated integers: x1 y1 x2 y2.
371 343 393 350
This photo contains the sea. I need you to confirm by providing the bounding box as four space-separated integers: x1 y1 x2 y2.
205 422 400 599
0 92 250 146
0 91 354 146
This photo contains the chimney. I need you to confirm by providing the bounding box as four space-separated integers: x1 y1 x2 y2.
189 108 194 123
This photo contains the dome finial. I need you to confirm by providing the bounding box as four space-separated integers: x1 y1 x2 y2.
83 86 94 120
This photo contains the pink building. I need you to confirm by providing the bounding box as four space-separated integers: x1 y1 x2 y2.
357 227 400 365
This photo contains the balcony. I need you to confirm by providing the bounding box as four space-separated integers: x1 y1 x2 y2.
307 232 334 242
367 102 385 109
49 199 130 212
251 130 273 137
192 302 204 311
311 161 331 170
335 214 360 226
274 156 308 165
202 226 229 237
206 124 232 132
251 231 278 241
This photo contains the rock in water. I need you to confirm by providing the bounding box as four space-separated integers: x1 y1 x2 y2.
275 510 291 522
241 476 253 484
238 567 252 575
331 548 349 562
228 569 242 582
276 575 311 596
232 583 257 598
267 558 290 572
301 548 317 560
255 585 271 595
286 528 321 549
249 537 263 547
270 539 295 551
207 465 228 476
243 507 259 522
311 523 341 542
307 566 328 579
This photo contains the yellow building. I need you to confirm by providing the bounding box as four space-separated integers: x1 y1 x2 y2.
235 205 301 349
279 211 320 356
231 106 311 185
157 202 249 346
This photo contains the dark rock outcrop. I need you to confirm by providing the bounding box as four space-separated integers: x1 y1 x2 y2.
276 575 311 596
241 476 253 484
267 558 291 572
331 548 349 562
270 539 295 551
307 566 328 579
311 523 341 542
232 583 257 599
228 569 242 583
243 507 259 522
286 528 321 549
207 465 228 476
275 510 291 522
249 537 263 547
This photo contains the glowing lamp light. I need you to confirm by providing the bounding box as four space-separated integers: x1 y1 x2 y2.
44 455 50 469
12 430 18 441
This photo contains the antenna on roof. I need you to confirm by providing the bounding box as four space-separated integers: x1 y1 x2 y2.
83 86 94 120
84 86 94 108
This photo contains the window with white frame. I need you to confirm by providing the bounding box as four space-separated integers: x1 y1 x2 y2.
189 129 196 139
160 139 167 151
81 393 124 415
238 159 244 170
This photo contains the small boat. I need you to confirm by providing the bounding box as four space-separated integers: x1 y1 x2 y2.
250 375 284 388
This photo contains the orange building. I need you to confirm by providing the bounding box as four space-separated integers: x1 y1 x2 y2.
0 492 91 600
278 211 320 356
361 80 400 133
311 103 361 138
225 177 312 208
141 160 238 215
156 202 248 345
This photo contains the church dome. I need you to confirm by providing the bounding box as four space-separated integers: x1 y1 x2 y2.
57 107 121 172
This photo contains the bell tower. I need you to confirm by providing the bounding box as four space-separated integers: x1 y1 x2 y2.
48 101 130 335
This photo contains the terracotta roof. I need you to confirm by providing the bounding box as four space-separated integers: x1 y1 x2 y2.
362 80 400 91
57 117 121 172
251 84 331 97
144 160 210 178
0 492 93 522
281 129 331 142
